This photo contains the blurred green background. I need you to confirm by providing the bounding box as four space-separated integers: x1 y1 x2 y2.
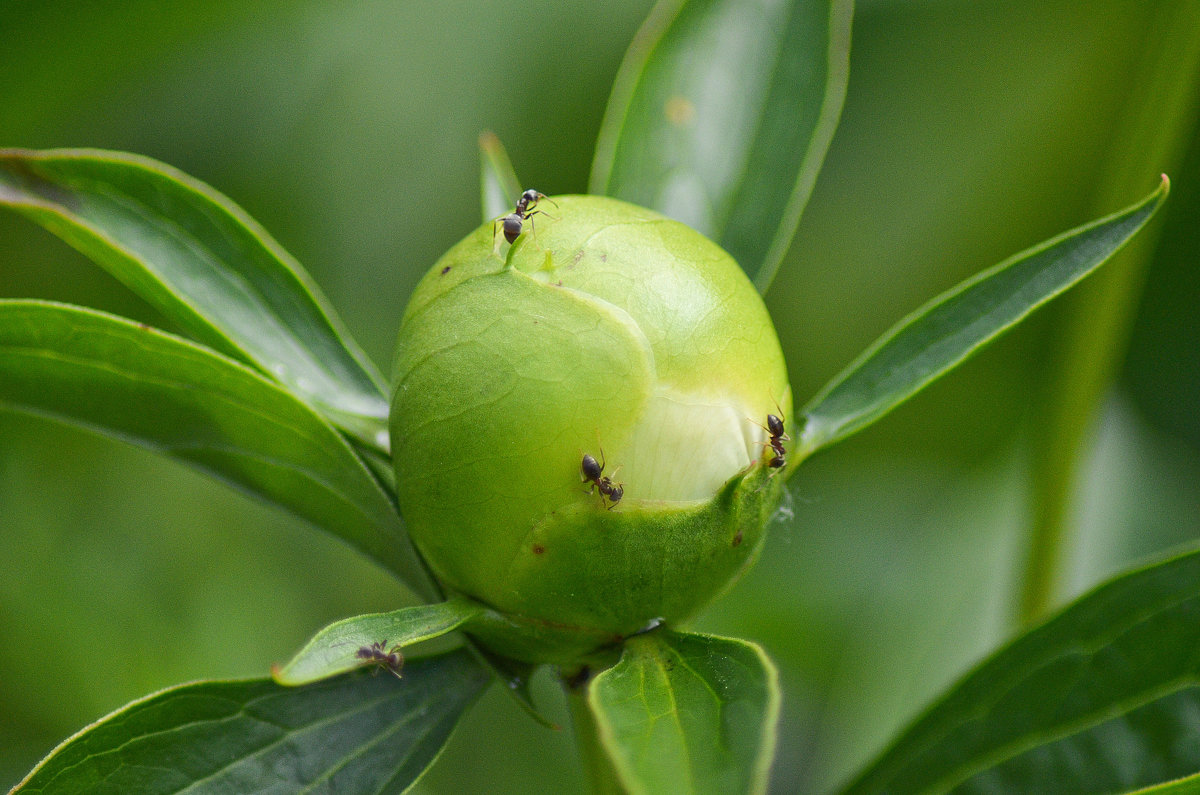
2 1 1198 792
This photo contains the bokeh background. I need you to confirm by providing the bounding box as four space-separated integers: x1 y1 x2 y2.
2 1 1198 791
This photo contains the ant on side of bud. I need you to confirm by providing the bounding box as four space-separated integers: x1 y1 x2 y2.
581 451 623 509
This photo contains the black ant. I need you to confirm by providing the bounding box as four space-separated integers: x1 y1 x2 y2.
759 413 790 470
494 189 558 246
355 641 404 679
581 451 623 509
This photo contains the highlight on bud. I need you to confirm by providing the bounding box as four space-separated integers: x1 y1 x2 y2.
390 195 791 663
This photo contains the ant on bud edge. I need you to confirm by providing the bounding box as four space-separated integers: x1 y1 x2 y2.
356 641 404 679
581 450 623 509
757 413 790 471
494 189 558 248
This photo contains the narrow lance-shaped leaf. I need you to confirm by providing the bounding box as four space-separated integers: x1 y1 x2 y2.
13 649 490 795
480 130 522 222
589 630 780 795
797 176 1169 460
839 544 1200 795
276 597 484 685
591 0 853 294
0 148 390 450
0 300 435 598
467 639 558 729
1127 772 1200 795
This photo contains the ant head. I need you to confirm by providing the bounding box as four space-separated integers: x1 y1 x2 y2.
521 189 542 205
609 484 623 503
581 453 602 481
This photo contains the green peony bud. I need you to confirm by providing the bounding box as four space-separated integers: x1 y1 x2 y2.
390 195 791 664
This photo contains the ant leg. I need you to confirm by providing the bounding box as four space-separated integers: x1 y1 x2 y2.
524 209 559 248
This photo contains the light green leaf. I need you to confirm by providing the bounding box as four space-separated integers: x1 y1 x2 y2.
798 176 1169 459
480 130 522 223
589 630 779 795
13 649 490 795
0 148 389 450
590 0 853 293
1127 772 1200 795
276 597 483 685
0 300 434 597
839 544 1200 794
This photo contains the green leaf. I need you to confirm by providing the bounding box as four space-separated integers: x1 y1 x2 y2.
0 148 389 450
797 176 1170 459
467 640 558 729
13 649 490 795
589 630 780 795
0 300 434 597
590 0 853 294
1128 772 1200 795
838 544 1200 794
479 130 522 223
276 597 484 685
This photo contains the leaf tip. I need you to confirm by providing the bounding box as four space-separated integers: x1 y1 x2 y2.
479 129 500 153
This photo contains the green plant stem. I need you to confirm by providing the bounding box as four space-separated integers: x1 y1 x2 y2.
1017 4 1200 626
567 680 627 795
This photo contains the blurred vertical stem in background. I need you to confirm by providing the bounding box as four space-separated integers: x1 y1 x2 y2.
1018 3 1200 626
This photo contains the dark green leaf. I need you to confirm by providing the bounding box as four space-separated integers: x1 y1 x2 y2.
590 0 853 293
13 649 490 795
479 130 522 223
0 148 389 450
589 630 779 795
839 544 1200 794
276 597 484 685
798 176 1169 459
0 300 433 597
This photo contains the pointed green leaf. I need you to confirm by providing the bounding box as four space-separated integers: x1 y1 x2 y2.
0 148 389 450
798 176 1170 459
590 0 853 293
467 640 558 729
276 597 484 685
589 630 780 795
479 130 522 223
0 300 434 597
1128 772 1200 795
13 649 490 795
839 545 1200 795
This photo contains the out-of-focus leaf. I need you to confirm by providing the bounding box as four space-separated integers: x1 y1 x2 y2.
839 544 1200 794
480 130 522 223
275 597 483 685
589 630 779 795
590 0 853 293
797 176 1169 459
13 649 490 795
0 148 390 450
1128 772 1200 794
0 300 434 597
467 641 558 729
